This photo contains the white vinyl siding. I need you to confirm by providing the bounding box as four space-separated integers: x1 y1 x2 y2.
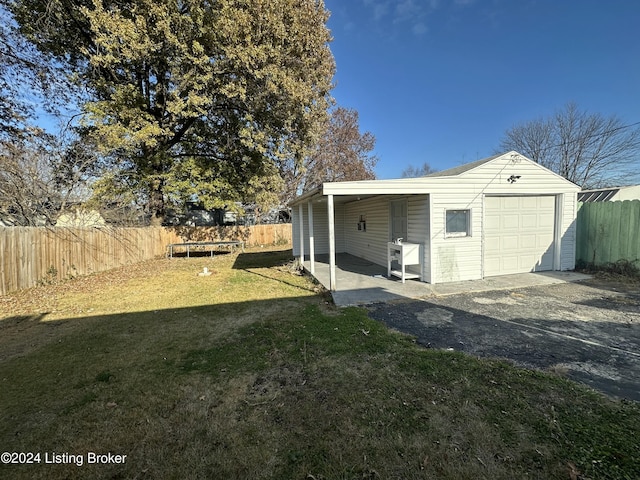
342 195 429 271
406 195 429 279
292 152 579 285
343 196 390 266
292 201 345 256
431 194 483 283
323 153 579 197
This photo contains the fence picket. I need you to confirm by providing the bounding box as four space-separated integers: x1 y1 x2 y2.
0 224 292 295
576 200 640 267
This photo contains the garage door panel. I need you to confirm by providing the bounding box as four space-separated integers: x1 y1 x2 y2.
521 214 538 228
501 235 519 250
520 197 539 209
536 233 553 247
539 216 554 228
518 254 538 269
485 214 501 229
484 196 555 277
502 214 520 229
520 235 536 249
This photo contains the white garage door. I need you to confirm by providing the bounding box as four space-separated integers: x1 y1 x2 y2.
484 196 555 277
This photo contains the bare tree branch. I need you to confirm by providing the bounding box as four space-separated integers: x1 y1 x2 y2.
401 162 437 178
499 102 640 188
294 107 378 197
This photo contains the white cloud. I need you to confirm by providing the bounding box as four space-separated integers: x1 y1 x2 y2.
395 0 422 21
412 22 428 35
373 2 390 20
359 0 474 37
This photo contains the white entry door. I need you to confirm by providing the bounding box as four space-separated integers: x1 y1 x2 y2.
390 199 407 243
484 196 555 277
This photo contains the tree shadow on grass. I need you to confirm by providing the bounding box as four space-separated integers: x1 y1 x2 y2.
1 293 639 480
232 249 294 269
232 250 317 293
367 299 640 402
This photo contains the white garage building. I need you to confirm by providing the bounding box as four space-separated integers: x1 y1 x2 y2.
291 151 580 290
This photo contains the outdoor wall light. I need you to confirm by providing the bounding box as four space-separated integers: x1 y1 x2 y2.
508 175 521 183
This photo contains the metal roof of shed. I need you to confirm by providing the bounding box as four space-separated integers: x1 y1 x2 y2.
578 189 620 202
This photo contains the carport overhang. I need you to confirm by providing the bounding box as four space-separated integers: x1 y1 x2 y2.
290 179 437 291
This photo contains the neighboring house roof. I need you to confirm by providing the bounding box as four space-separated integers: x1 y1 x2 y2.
578 189 620 202
55 209 106 227
578 185 640 202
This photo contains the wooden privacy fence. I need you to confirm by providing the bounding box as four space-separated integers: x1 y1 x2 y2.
167 224 292 246
576 200 640 266
0 224 292 295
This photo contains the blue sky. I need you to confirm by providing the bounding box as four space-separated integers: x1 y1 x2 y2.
324 0 640 179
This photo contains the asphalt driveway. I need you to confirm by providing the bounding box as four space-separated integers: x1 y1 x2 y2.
367 277 640 402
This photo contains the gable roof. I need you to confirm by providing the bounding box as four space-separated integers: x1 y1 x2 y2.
424 153 503 177
290 151 579 206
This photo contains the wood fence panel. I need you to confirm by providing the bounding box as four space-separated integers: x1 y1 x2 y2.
617 201 630 261
576 200 640 266
0 224 292 295
625 201 639 260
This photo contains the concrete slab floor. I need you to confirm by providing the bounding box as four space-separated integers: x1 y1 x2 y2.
303 254 591 306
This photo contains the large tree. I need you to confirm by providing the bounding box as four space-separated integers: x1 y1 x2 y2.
0 1 72 141
0 133 97 225
9 0 335 224
499 103 640 188
281 106 377 203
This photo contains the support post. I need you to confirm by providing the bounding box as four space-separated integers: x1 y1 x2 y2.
298 203 305 265
327 194 336 291
308 201 315 275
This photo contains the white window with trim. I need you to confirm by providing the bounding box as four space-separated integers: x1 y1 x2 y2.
445 209 471 237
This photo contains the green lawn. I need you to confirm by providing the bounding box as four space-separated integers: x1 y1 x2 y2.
0 248 638 479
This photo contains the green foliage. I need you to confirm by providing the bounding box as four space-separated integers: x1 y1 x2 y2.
10 0 335 222
178 303 640 479
0 1 73 141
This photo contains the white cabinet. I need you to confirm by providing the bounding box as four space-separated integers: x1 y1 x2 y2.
387 242 423 283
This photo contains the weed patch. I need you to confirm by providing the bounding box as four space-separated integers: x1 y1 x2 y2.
577 258 640 282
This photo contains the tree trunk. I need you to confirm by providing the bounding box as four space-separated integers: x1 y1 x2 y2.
149 179 165 227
